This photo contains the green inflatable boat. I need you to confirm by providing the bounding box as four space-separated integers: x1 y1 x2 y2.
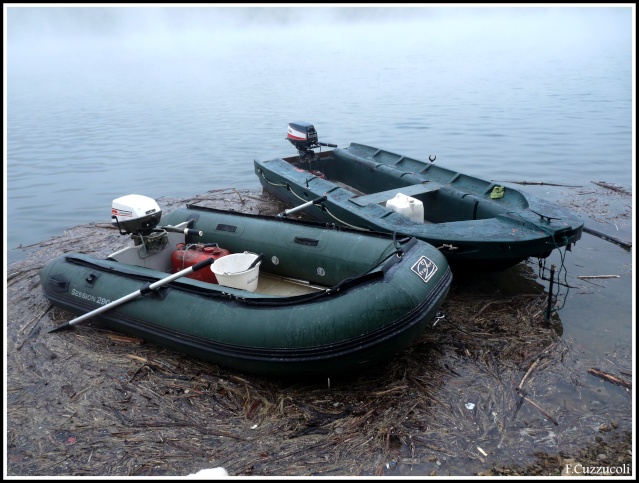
254 122 585 271
41 195 452 378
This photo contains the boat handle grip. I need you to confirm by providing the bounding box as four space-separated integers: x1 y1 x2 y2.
191 258 216 271
280 195 327 217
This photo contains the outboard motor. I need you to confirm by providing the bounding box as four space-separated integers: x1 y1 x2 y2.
287 122 318 153
112 194 167 255
111 194 162 236
286 122 337 161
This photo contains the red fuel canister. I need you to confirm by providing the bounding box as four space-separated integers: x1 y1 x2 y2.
171 243 230 284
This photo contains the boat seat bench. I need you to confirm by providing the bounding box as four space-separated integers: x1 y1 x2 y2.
349 182 442 207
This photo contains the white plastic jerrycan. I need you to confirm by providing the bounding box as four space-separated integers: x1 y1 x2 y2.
386 192 424 223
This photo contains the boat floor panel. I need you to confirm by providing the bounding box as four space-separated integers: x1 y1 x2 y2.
255 273 325 296
332 180 365 196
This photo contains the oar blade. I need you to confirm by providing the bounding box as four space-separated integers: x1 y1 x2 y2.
48 322 75 333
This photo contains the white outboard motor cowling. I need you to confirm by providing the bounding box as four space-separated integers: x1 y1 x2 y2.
111 194 162 235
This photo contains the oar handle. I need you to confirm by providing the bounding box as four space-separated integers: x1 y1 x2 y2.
279 195 327 217
161 224 203 237
191 257 216 271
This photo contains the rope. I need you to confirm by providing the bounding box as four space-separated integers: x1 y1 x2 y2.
176 243 203 271
504 211 573 316
323 206 371 231
539 237 571 314
258 170 289 189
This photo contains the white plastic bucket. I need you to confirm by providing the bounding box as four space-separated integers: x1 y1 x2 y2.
386 193 424 223
211 252 261 292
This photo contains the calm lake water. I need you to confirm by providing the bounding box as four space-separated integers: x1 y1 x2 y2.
4 5 635 472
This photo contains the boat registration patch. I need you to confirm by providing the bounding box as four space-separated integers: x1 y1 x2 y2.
411 256 438 283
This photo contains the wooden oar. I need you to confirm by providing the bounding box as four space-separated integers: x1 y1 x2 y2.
49 258 215 333
278 195 327 217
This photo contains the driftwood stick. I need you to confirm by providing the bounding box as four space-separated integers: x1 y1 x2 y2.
497 180 582 188
129 364 152 383
577 275 620 280
592 181 631 196
517 358 539 391
517 390 559 426
7 267 41 286
407 375 452 411
32 341 57 359
583 227 632 250
181 188 242 204
233 189 245 203
18 302 51 335
512 388 525 421
106 333 145 345
373 385 409 396
18 238 66 249
588 368 632 389
16 305 51 351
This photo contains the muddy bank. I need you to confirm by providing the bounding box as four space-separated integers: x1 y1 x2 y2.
6 189 633 477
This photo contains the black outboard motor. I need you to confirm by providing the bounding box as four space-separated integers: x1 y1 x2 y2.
286 122 337 161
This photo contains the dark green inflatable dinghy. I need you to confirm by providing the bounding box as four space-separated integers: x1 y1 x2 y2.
41 195 452 378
